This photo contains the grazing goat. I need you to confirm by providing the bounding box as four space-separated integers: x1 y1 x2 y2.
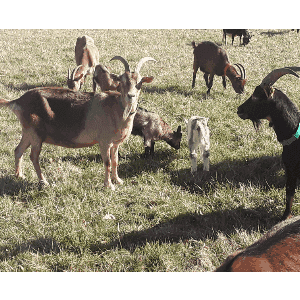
67 35 100 91
131 107 182 157
215 216 300 271
185 116 210 173
92 64 120 93
237 67 300 220
223 29 251 46
192 41 246 96
0 56 155 190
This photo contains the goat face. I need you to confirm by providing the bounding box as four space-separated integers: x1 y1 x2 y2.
237 85 275 129
170 126 182 150
231 77 247 94
67 65 86 91
242 34 251 45
118 71 153 119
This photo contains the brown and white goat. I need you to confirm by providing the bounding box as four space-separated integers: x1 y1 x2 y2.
131 107 182 157
67 35 100 91
215 216 300 272
223 29 251 46
192 41 246 96
237 67 300 220
0 56 155 190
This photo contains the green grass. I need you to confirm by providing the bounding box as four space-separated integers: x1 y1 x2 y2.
0 29 300 272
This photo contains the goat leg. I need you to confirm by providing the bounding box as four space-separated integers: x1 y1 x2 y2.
111 144 123 185
222 76 226 89
15 134 31 179
99 143 115 190
29 140 49 186
282 171 297 220
206 74 214 96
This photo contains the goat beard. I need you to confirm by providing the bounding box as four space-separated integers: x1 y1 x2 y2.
252 119 262 132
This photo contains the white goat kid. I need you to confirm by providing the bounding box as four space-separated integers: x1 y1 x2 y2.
185 116 210 173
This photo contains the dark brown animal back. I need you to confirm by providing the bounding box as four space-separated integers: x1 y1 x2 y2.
16 87 93 144
193 41 229 76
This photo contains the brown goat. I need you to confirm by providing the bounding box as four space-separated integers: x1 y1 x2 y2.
215 216 300 272
67 35 100 91
192 41 246 96
92 64 120 93
131 107 182 157
0 56 155 190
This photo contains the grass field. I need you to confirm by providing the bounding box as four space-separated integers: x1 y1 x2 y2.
0 29 300 273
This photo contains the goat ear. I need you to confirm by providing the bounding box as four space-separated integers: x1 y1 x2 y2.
141 76 154 84
75 73 84 81
242 79 247 86
177 125 182 133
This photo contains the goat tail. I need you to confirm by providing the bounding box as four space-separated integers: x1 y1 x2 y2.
192 41 196 48
0 98 10 108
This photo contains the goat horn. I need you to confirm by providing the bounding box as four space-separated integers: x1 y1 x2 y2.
234 63 246 79
135 57 156 74
260 68 300 87
110 56 130 73
68 68 71 80
72 65 83 80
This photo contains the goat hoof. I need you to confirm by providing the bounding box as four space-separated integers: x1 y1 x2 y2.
38 179 49 188
104 182 116 191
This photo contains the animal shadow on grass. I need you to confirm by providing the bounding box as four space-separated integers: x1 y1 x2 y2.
143 85 205 99
0 174 36 198
60 148 180 180
171 154 285 195
90 207 278 254
89 155 284 254
260 30 290 37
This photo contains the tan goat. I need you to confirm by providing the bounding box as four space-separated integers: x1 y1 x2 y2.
0 56 155 190
67 35 100 91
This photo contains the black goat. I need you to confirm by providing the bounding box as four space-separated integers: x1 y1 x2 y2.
216 216 300 271
192 41 246 96
131 107 182 157
223 29 251 46
237 67 300 220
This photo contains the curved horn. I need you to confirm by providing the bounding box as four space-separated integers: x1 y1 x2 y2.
72 65 83 80
260 67 300 87
110 56 130 72
135 57 156 74
68 68 71 80
234 63 245 79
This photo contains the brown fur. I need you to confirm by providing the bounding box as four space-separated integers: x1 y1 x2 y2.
215 216 300 272
192 41 246 95
0 69 153 189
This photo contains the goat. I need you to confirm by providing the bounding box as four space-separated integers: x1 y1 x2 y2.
185 116 210 173
237 67 300 220
223 29 251 46
0 56 155 190
67 35 100 91
92 64 120 93
215 216 300 271
131 107 182 157
191 41 246 96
